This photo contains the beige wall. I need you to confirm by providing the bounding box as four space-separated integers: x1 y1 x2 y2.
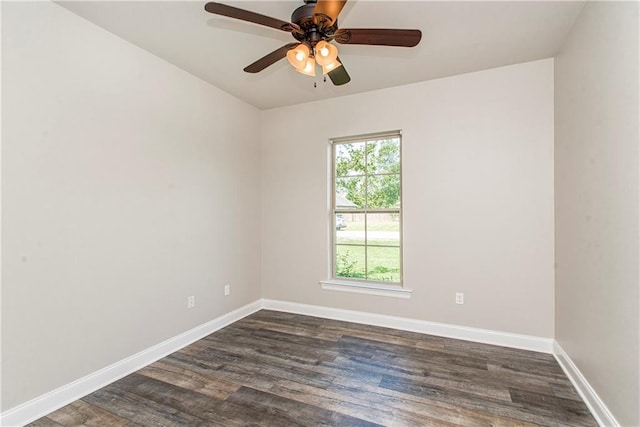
1 2 262 411
261 59 555 338
554 2 639 426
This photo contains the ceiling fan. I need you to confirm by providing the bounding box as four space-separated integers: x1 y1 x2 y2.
204 0 422 86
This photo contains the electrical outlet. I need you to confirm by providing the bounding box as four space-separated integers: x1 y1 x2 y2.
455 292 464 305
224 284 230 296
187 295 195 309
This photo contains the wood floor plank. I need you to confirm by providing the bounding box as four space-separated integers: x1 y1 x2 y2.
549 381 585 401
343 335 490 371
45 400 131 427
118 373 311 427
137 363 240 400
370 350 557 398
197 345 337 389
236 317 344 342
25 418 64 427
29 310 598 427
271 377 490 427
226 385 384 427
82 384 209 426
164 351 280 392
509 388 597 426
205 327 340 363
268 380 424 426
322 379 538 427
378 373 593 427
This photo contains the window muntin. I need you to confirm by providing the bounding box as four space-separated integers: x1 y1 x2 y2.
332 132 402 284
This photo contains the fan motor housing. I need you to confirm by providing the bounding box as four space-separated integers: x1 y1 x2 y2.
291 3 316 28
291 2 337 44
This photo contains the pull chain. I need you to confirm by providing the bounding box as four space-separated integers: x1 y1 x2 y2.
313 77 328 88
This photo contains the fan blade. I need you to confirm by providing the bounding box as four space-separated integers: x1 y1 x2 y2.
334 29 422 47
204 2 299 33
313 0 347 27
244 43 299 73
327 57 351 86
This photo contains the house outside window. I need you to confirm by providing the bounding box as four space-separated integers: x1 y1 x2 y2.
331 131 402 285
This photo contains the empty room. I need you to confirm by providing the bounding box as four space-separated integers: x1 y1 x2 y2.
1 1 638 426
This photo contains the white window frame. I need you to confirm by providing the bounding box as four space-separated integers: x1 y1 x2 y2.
321 131 410 298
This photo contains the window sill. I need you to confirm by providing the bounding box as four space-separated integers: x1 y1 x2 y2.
319 280 412 299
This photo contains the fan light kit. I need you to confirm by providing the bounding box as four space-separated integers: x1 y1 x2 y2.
204 0 422 85
286 41 341 77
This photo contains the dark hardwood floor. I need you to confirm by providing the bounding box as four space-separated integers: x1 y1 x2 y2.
29 310 597 427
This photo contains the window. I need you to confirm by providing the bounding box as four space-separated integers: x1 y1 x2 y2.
331 131 402 285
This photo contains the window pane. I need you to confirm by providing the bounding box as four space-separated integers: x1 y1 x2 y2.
366 174 400 209
366 213 400 247
335 213 364 245
332 132 402 285
336 176 365 209
335 245 366 280
335 142 366 177
369 138 400 174
367 246 401 282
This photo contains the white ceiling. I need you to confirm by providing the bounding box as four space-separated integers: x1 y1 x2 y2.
58 1 585 110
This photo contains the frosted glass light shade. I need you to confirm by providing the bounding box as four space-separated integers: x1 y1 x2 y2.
296 57 316 76
286 44 310 70
314 41 338 66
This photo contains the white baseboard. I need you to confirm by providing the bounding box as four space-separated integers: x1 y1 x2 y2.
262 299 554 353
0 300 262 427
552 341 619 427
